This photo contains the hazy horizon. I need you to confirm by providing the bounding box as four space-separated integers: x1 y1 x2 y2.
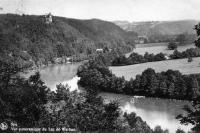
1 0 200 22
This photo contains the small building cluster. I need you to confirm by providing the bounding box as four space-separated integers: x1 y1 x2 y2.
96 49 103 53
135 35 149 44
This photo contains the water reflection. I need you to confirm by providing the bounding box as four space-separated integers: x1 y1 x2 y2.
26 63 193 133
100 92 193 133
26 62 82 91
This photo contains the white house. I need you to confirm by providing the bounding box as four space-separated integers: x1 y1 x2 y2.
96 49 103 53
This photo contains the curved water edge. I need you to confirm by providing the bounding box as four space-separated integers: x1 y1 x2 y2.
24 62 82 91
64 79 193 133
26 63 193 133
62 76 80 92
99 92 193 133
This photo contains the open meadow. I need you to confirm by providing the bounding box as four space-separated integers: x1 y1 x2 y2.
110 57 200 80
125 42 195 57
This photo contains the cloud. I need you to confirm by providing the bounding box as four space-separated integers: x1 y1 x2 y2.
0 0 200 21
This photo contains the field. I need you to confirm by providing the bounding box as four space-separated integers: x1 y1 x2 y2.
125 42 195 57
110 57 200 80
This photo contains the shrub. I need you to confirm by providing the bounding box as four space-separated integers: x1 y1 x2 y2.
168 42 177 50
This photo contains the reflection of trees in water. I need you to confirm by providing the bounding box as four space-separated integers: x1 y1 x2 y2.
32 63 82 89
99 92 192 132
132 98 190 116
102 93 190 117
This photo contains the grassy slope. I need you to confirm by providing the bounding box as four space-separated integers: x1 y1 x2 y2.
110 57 200 80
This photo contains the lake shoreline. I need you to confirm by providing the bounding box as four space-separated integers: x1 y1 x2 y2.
25 62 193 133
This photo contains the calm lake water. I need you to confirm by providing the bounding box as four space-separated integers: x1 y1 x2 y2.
100 93 192 133
27 63 193 133
26 62 82 91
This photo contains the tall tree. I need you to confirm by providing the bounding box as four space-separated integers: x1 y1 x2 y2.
194 23 200 48
177 22 200 132
0 58 49 127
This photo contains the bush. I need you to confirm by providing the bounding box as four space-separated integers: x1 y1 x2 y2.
168 42 177 50
188 56 193 62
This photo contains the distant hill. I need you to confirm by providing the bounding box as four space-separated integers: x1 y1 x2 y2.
0 14 137 66
113 20 199 35
113 20 199 43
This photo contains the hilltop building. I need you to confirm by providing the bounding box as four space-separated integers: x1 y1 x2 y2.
45 13 53 24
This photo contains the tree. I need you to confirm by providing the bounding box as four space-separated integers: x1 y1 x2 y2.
140 68 159 95
154 53 166 61
40 84 121 132
153 126 169 133
188 77 200 99
176 129 185 133
86 47 92 55
188 56 193 62
157 80 168 97
168 42 177 50
176 34 186 44
56 43 66 57
0 58 49 127
194 23 200 48
124 112 153 133
103 46 109 53
170 50 182 59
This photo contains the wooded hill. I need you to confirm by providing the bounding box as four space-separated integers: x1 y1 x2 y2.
114 20 198 42
0 14 137 66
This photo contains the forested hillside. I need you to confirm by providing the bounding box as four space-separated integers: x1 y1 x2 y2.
114 20 198 42
0 14 137 67
114 20 198 34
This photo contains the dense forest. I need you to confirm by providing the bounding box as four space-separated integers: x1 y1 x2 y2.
0 14 137 67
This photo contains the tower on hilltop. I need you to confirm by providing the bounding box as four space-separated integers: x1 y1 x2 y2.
45 13 53 24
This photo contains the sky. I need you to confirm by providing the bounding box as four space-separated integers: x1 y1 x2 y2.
0 0 200 22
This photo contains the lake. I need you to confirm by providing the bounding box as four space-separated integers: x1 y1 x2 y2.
27 63 193 133
100 92 192 133
25 62 82 91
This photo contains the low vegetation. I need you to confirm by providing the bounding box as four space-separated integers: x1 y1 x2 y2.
168 42 177 50
169 48 200 59
112 52 166 66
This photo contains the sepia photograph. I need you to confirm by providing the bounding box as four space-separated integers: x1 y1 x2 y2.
0 0 200 133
